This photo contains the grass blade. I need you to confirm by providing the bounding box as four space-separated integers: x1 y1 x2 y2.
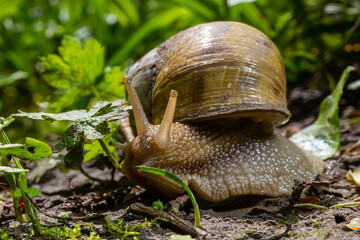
136 166 200 227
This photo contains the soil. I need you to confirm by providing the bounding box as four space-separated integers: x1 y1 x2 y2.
1 86 360 240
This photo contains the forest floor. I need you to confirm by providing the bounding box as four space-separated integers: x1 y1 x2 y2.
1 86 360 240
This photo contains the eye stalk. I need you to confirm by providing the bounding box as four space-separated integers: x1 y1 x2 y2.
123 76 149 135
155 90 178 150
122 76 178 151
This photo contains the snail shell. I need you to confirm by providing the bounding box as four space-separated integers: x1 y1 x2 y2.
127 21 290 126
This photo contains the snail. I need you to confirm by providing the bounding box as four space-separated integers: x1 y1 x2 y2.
113 21 324 202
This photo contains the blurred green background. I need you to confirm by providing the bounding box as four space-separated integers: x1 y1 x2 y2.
0 0 359 140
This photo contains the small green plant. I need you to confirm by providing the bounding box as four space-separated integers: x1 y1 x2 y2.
11 37 131 173
290 66 355 160
40 36 126 113
0 37 131 237
41 223 103 240
106 218 140 239
312 221 322 228
152 200 164 211
0 116 52 236
0 229 12 240
106 217 163 240
12 99 131 170
57 212 69 223
136 166 201 227
42 224 82 239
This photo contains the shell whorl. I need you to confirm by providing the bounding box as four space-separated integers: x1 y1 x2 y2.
128 21 290 126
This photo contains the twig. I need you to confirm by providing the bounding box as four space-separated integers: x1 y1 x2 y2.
263 224 291 240
129 202 207 237
165 194 190 213
0 213 16 222
24 192 104 221
68 178 75 196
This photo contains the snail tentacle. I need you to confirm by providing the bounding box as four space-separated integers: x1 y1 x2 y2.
155 90 178 149
109 141 128 152
123 76 149 135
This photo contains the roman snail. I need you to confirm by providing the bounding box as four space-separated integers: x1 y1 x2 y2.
112 21 324 202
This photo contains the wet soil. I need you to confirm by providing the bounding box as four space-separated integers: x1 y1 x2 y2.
1 86 360 239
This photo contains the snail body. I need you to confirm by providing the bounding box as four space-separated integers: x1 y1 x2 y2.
118 22 324 202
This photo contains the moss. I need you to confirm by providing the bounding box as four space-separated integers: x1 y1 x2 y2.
105 216 166 239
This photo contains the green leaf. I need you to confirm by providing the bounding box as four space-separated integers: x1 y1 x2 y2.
0 71 28 87
236 3 275 38
40 36 105 89
170 0 215 20
0 166 29 173
40 54 72 89
0 116 15 131
13 189 22 198
83 133 117 163
290 66 355 160
63 135 85 169
108 7 190 66
53 123 85 168
347 79 360 90
114 0 140 26
0 0 23 20
26 188 41 198
0 137 52 160
97 66 126 99
14 99 131 140
13 99 130 123
13 188 40 198
13 100 130 168
47 88 87 113
53 124 83 153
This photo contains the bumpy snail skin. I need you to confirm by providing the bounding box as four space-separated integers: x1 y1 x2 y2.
122 121 323 202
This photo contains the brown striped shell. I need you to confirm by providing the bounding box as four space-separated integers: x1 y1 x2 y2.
127 21 290 126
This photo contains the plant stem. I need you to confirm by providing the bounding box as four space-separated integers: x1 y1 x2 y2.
98 139 120 170
17 175 41 235
92 86 101 101
136 166 201 227
293 203 329 210
294 201 360 210
331 202 360 208
1 130 42 235
91 86 122 170
1 152 25 223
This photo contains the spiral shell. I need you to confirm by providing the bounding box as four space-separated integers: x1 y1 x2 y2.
127 21 290 126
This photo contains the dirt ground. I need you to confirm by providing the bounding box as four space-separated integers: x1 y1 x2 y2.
1 86 360 239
